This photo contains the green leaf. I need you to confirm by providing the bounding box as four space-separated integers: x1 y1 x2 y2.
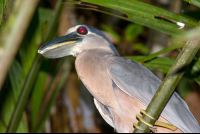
100 24 120 42
0 3 3 25
9 60 26 102
34 57 71 132
177 77 193 98
0 7 53 133
0 60 28 133
0 87 15 127
31 71 47 130
125 56 175 73
135 44 183 63
125 23 143 42
184 0 200 8
19 26 41 76
187 56 200 85
0 0 7 27
71 0 199 36
16 113 29 133
132 43 150 55
38 8 53 23
6 2 65 132
0 120 6 133
19 7 53 76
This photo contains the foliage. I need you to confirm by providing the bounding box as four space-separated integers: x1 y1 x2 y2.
0 6 51 133
183 0 200 8
0 0 7 28
65 0 198 36
132 43 150 55
0 0 200 133
125 23 144 42
100 24 121 42
0 0 68 132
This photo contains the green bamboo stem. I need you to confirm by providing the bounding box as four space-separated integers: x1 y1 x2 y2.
133 27 200 133
6 0 64 133
184 0 200 8
34 57 71 133
6 54 42 133
0 0 40 90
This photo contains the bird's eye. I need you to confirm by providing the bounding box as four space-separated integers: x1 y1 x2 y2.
77 26 88 35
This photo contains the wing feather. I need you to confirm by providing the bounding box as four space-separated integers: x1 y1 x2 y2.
94 98 114 128
106 56 200 133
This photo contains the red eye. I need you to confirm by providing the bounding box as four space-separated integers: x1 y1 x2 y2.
77 26 88 35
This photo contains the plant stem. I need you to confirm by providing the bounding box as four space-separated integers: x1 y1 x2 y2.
34 57 71 132
7 54 42 133
133 27 200 133
0 0 40 90
6 0 64 132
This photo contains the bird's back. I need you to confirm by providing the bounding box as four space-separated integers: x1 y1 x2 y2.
76 50 200 133
75 49 119 108
106 56 200 133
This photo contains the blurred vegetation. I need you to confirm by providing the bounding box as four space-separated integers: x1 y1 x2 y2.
0 0 200 133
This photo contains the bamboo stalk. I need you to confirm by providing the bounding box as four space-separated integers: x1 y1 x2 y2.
133 26 200 133
34 57 71 133
6 0 64 133
0 0 40 90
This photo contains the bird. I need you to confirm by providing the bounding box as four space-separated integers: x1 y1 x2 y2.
38 24 200 133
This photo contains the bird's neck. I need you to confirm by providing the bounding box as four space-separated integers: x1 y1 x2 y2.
75 49 119 107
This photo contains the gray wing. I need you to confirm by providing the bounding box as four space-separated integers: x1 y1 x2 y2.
94 98 114 128
106 56 200 133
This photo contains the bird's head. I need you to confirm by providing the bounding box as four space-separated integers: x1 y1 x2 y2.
38 24 119 58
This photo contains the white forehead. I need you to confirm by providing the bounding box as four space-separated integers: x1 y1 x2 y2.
65 25 80 35
64 24 108 41
65 24 92 35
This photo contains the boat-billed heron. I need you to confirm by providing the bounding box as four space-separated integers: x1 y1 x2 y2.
38 24 200 133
